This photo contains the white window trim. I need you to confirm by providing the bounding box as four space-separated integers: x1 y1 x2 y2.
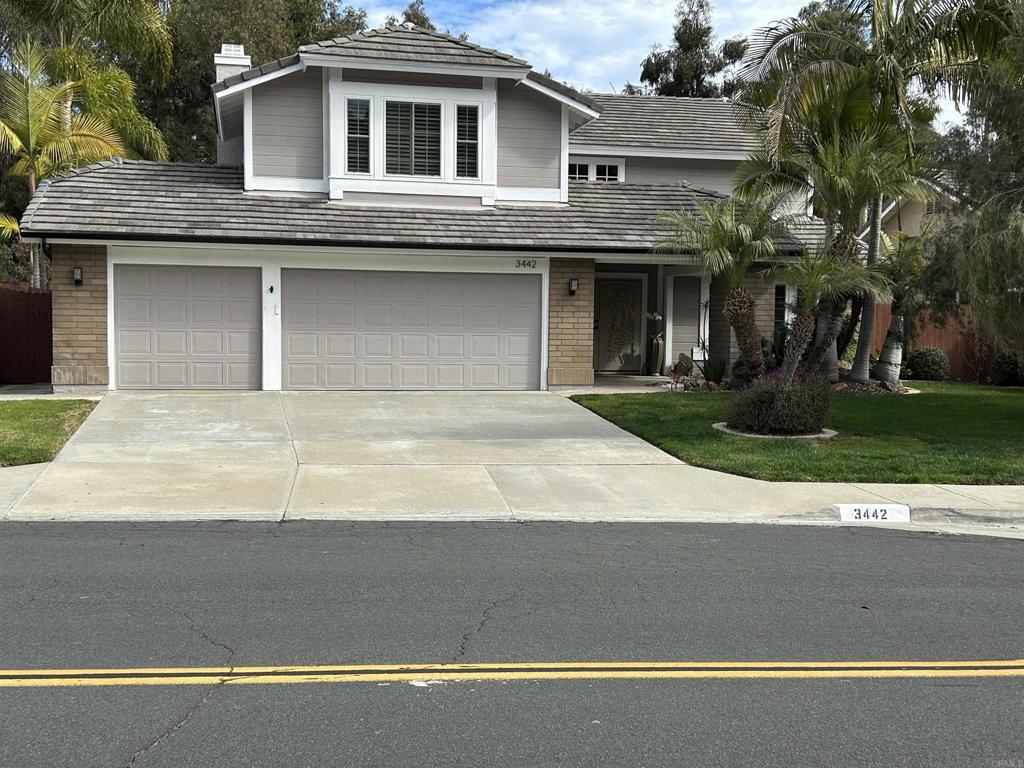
454 102 482 181
567 156 626 182
329 74 497 201
343 96 373 176
106 244 551 392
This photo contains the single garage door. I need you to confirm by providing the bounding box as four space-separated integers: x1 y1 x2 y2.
282 269 541 389
114 265 261 389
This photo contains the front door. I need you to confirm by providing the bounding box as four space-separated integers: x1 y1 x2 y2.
594 278 644 373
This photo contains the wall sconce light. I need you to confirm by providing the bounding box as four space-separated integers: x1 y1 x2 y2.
72 266 84 286
568 278 579 295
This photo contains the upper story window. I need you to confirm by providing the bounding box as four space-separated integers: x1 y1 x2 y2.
456 104 479 179
568 157 624 182
346 99 371 174
568 163 588 181
385 101 441 177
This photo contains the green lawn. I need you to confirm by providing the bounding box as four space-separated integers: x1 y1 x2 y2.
573 382 1024 484
0 399 96 467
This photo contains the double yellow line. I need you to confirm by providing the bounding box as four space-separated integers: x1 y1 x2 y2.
3 659 1024 687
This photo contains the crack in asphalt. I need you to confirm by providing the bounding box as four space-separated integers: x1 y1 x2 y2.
453 589 519 662
122 612 236 767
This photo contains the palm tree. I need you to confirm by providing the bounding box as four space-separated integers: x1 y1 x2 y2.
736 128 929 379
657 194 792 381
1 214 19 240
872 231 928 383
11 0 170 160
741 0 1013 383
1 40 125 196
1 38 124 282
770 237 890 387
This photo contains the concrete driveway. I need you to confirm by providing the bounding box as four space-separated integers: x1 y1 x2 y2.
7 391 693 521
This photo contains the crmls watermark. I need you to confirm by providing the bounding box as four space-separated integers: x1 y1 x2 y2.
991 759 1024 768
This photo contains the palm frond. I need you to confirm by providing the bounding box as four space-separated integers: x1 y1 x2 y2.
0 214 19 240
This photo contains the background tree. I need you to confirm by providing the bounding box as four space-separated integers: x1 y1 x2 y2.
640 0 747 98
387 0 436 31
657 195 791 381
918 3 1024 356
135 0 366 163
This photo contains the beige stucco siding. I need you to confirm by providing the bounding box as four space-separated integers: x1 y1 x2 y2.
251 68 323 180
496 80 561 189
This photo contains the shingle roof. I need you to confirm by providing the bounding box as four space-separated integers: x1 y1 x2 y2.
569 94 758 154
299 24 529 69
21 160 773 254
212 55 300 93
525 71 601 113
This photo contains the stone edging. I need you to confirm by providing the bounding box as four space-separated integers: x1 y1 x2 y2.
711 422 838 440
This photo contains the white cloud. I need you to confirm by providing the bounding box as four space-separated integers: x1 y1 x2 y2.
358 0 811 92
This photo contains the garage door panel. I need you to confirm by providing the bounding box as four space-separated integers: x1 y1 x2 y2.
154 299 187 324
281 269 540 390
114 265 261 390
155 331 188 355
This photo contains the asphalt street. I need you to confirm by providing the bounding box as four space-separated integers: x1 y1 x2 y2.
1 521 1022 767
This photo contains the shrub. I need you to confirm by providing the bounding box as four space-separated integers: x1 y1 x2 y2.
702 356 727 384
724 378 834 435
904 347 950 381
991 351 1022 386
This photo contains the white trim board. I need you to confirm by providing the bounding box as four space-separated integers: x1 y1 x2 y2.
520 77 600 119
568 143 750 161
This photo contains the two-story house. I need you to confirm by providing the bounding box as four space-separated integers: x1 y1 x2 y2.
20 23 801 392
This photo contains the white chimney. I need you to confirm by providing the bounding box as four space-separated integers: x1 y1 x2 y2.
214 44 251 82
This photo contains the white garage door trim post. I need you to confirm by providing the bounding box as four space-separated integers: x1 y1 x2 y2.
261 262 282 390
108 245 551 390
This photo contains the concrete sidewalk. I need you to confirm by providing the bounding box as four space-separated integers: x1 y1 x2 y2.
1 391 1022 539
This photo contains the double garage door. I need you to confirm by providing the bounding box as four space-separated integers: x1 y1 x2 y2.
114 265 541 390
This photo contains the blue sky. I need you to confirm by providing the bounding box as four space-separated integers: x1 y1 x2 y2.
359 0 962 126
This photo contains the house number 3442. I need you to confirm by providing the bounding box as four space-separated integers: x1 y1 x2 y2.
514 259 538 269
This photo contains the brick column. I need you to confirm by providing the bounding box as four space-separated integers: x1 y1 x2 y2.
50 244 108 390
547 258 595 386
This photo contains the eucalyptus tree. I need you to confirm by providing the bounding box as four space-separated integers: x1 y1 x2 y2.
657 194 792 381
741 0 1014 383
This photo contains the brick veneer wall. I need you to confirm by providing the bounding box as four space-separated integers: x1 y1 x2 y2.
547 258 595 386
50 244 108 389
707 270 778 367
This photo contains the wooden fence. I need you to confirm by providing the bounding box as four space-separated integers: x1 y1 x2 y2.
871 303 992 382
0 284 52 384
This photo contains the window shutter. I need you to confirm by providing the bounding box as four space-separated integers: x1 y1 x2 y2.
346 99 370 174
386 101 413 175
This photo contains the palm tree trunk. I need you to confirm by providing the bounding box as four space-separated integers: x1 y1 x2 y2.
836 295 861 360
872 305 904 383
803 301 845 379
850 195 882 383
780 311 815 387
724 286 764 382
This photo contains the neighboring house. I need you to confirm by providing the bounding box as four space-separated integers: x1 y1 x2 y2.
20 24 803 393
